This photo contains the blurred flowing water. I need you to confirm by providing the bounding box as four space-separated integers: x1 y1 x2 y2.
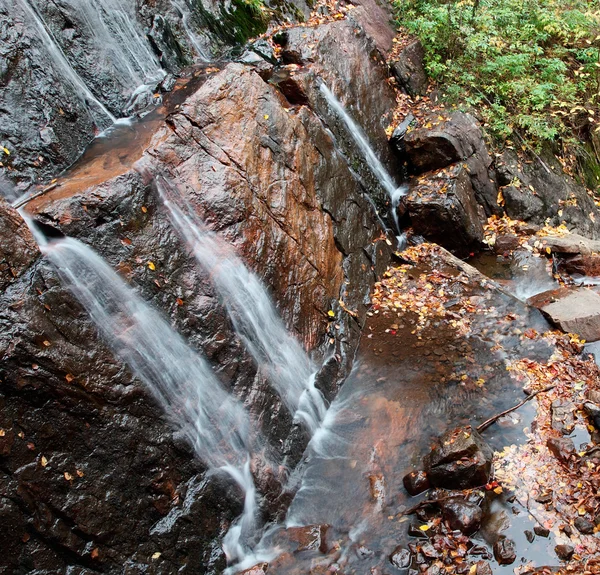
156 177 327 434
30 229 263 565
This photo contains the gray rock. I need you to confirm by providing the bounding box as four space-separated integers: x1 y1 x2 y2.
547 436 576 464
390 39 428 97
551 400 576 435
390 546 411 569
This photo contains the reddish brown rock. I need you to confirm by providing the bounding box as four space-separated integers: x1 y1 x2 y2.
240 563 268 575
561 253 600 276
403 470 430 496
283 525 330 554
528 287 600 342
493 537 516 565
0 197 39 290
441 497 483 535
494 234 520 253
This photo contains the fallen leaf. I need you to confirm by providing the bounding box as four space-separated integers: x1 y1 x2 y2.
147 261 156 271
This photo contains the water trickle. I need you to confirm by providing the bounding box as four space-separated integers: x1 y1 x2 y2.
171 0 211 61
37 234 260 564
16 0 116 125
319 83 404 203
156 177 328 434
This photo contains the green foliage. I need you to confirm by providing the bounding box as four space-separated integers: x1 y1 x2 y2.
394 0 600 149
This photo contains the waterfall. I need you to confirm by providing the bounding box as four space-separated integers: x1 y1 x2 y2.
156 177 328 435
36 233 259 564
171 0 211 61
319 84 402 201
16 0 116 126
71 0 163 88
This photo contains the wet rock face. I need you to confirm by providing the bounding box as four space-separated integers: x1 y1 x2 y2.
440 498 483 535
277 16 402 207
0 197 39 290
403 163 485 255
2 59 391 572
0 0 297 187
424 426 493 489
497 149 600 238
403 470 431 496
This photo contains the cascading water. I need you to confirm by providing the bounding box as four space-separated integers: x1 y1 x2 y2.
70 0 164 89
34 231 261 565
171 0 211 61
156 177 328 434
16 0 116 126
319 83 407 239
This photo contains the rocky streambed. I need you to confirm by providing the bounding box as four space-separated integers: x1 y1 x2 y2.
4 0 600 573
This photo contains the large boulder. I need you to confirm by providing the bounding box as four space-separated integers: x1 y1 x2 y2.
403 111 499 215
528 287 600 341
424 426 493 489
497 149 600 239
403 163 484 254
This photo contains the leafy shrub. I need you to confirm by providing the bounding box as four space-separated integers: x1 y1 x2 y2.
394 0 600 151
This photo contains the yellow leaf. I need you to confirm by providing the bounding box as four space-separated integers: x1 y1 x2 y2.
578 507 586 515
493 486 503 494
147 261 156 271
469 566 477 575
545 247 551 254
419 524 430 531
41 456 48 467
151 552 161 560
327 310 335 317
64 472 73 481
264 114 269 120
2 147 9 155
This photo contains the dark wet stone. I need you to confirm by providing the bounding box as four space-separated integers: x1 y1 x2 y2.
525 530 535 543
424 426 493 489
561 524 573 537
0 198 39 291
441 497 483 535
408 524 429 538
390 546 411 569
403 470 431 496
547 437 576 464
493 537 517 565
534 525 550 537
574 516 595 534
555 544 574 561
404 111 499 216
403 164 485 255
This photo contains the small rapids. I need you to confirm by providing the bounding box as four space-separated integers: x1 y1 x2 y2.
156 176 328 434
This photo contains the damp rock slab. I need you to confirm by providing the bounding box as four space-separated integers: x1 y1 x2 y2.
529 287 600 342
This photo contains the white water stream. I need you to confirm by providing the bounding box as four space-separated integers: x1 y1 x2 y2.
26 225 261 565
156 177 328 434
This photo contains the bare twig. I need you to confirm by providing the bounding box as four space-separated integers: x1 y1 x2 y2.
11 183 59 210
476 385 555 433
